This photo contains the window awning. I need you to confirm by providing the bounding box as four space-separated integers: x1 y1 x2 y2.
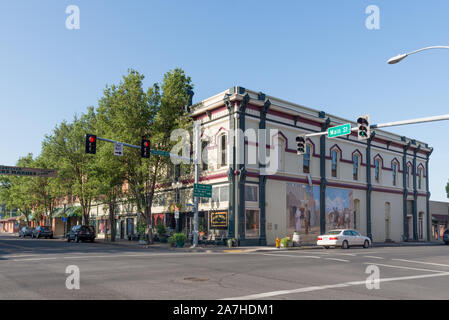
66 206 82 217
52 208 66 218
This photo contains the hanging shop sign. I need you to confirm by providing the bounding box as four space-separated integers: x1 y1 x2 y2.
210 211 228 228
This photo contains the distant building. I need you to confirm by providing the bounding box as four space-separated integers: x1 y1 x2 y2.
430 200 449 240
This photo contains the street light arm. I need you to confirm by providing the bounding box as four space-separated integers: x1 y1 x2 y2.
388 46 449 64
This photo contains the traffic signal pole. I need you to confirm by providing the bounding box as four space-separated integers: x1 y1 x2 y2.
303 113 449 138
191 121 201 248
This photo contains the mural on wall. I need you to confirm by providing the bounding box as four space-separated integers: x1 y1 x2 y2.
286 183 320 243
325 187 354 231
286 182 354 242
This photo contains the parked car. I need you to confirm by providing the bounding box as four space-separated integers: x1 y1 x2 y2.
443 229 449 245
67 225 95 243
32 226 53 239
18 226 33 238
317 229 371 249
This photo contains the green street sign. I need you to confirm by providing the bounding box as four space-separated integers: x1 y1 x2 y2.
328 123 351 138
193 183 212 198
151 149 170 157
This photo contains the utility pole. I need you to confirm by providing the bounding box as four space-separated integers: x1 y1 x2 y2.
191 121 201 248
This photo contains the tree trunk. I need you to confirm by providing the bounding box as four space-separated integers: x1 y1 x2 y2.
109 201 116 242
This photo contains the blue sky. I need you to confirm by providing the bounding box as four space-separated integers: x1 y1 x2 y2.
0 1 448 201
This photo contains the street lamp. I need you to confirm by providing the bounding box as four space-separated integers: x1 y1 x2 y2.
387 46 449 64
172 181 183 232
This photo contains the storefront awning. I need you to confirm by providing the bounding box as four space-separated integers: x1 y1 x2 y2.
66 206 82 217
52 207 66 218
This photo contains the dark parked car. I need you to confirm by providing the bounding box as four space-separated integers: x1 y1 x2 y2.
67 225 95 243
443 229 449 245
32 226 53 239
19 226 33 238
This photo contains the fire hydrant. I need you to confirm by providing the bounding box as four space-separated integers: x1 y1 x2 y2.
275 237 280 248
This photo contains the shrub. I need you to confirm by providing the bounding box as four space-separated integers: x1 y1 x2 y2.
156 223 167 236
173 232 187 243
280 236 291 247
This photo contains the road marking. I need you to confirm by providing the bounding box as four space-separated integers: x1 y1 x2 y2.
256 253 321 259
324 258 350 262
221 272 449 300
339 253 356 256
392 259 449 268
362 262 444 273
364 256 384 259
12 257 57 262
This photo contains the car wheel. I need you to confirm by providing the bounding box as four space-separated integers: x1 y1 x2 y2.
324 246 330 249
363 240 370 248
67 237 71 242
445 241 449 245
341 240 349 249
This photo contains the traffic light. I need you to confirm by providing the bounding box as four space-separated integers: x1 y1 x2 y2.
296 135 306 155
141 138 151 158
357 115 370 140
85 134 97 154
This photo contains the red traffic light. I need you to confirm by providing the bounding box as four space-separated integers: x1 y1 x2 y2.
144 141 149 148
89 136 96 143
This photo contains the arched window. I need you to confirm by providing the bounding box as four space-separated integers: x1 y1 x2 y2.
331 149 339 178
219 134 227 167
392 161 399 186
353 153 360 180
418 167 423 189
406 164 411 188
201 140 209 171
276 137 285 172
303 144 312 174
374 156 382 183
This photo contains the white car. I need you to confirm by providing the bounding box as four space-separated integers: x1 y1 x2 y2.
317 229 371 249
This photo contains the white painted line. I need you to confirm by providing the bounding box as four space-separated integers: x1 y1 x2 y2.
324 258 350 262
364 256 384 260
362 262 443 273
221 272 449 300
340 253 356 256
12 257 57 262
392 259 449 268
257 253 321 259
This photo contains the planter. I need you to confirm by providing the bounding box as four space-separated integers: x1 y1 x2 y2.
176 241 185 248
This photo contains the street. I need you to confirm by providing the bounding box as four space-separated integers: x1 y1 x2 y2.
1 233 449 300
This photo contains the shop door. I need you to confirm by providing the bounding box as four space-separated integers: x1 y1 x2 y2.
120 221 125 239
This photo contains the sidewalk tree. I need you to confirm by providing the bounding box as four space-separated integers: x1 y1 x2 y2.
95 68 193 243
42 108 100 225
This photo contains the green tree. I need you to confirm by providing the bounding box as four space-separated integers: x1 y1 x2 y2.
42 108 100 225
96 68 193 243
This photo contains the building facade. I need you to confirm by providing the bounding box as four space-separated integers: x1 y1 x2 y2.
430 200 449 240
172 86 433 246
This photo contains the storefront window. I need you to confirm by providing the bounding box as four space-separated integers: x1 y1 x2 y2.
245 185 258 202
220 186 229 202
245 209 260 238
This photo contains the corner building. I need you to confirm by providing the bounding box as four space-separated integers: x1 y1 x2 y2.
187 86 432 246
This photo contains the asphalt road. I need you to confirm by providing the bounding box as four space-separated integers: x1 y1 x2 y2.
1 233 449 300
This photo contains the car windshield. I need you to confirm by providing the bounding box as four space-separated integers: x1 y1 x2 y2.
326 230 342 235
41 227 50 231
444 230 449 235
